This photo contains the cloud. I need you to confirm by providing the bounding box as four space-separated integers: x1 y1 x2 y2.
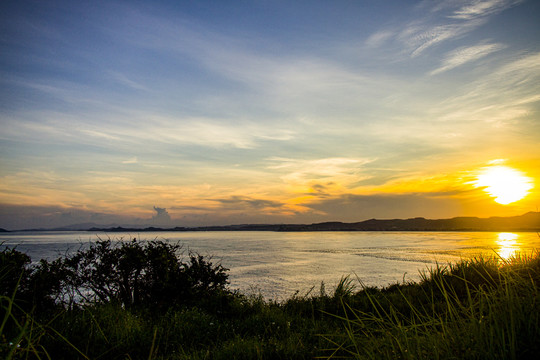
0 203 184 230
365 30 394 47
430 42 505 75
382 0 522 58
267 157 373 192
127 117 296 149
364 18 478 60
140 119 295 149
406 21 483 58
109 71 149 91
450 0 524 20
303 193 462 222
168 196 297 226
122 157 138 164
494 51 540 83
81 129 122 141
307 183 334 197
431 51 540 125
0 204 137 230
268 157 371 177
211 196 285 210
1 110 296 150
92 6 384 120
151 206 172 225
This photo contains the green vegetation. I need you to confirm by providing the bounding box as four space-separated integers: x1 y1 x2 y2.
1 239 539 359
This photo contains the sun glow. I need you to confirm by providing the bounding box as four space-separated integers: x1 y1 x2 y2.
474 165 533 205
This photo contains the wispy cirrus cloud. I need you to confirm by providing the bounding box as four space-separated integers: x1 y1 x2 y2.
122 157 138 164
404 20 484 58
365 30 394 48
135 117 295 149
109 71 149 91
450 0 524 20
1 110 296 150
434 51 540 118
430 42 505 75
370 0 523 58
267 157 373 193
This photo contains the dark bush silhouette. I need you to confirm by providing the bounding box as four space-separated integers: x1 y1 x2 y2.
55 238 230 310
1 246 31 297
1 246 65 315
1 238 230 312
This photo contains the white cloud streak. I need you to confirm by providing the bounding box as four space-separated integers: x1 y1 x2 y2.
430 42 505 74
267 157 373 190
371 0 523 58
122 157 138 164
365 30 394 48
406 20 485 57
450 0 524 20
109 71 149 91
1 110 296 150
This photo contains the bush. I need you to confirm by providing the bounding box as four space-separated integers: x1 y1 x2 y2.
0 246 31 298
53 238 230 310
1 238 230 312
1 246 64 313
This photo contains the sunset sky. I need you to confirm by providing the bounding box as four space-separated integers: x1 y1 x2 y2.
1 0 539 230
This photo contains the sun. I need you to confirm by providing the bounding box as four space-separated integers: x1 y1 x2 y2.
474 165 533 205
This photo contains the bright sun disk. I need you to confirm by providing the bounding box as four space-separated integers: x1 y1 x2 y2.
474 166 533 205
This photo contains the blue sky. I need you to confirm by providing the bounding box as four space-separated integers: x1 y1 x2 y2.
1 0 539 229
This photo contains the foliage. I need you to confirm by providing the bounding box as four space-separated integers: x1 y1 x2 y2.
0 247 31 299
1 245 64 314
33 238 230 310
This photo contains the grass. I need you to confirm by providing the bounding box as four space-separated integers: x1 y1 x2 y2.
2 250 539 359
321 252 540 359
0 278 87 360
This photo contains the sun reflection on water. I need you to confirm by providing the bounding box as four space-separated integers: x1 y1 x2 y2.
496 232 520 260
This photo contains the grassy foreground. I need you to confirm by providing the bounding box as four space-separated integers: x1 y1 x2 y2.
1 240 539 359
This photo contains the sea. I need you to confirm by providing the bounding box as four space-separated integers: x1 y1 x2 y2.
1 231 539 301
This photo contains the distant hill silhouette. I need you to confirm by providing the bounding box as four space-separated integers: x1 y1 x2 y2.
276 212 540 232
81 212 540 232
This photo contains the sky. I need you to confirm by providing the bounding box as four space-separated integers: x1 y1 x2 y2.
1 0 539 230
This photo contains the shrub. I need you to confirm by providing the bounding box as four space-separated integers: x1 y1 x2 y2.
50 238 230 310
0 247 31 298
2 238 230 312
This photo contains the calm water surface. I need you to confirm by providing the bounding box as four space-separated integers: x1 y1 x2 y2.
2 231 539 301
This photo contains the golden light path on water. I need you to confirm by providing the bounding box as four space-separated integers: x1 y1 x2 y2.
496 232 520 260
